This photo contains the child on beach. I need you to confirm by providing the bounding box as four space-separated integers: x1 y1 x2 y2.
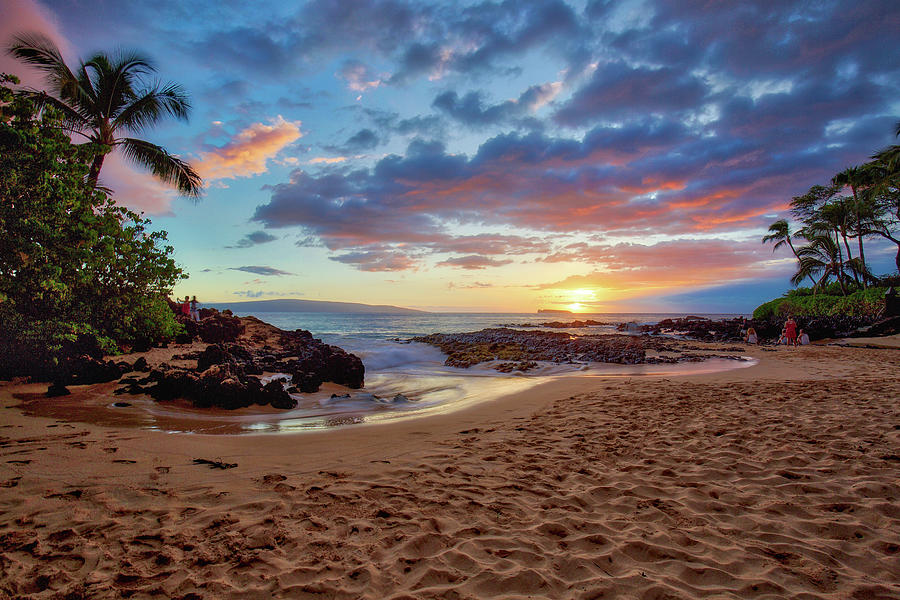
190 296 200 322
798 329 810 345
745 327 758 345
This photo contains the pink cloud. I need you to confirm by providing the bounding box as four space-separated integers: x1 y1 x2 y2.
0 0 73 89
436 255 514 270
197 116 302 181
99 152 179 215
540 239 793 293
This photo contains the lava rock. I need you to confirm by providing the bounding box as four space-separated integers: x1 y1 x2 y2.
46 383 70 397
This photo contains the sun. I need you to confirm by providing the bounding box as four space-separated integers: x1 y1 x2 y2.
567 302 584 312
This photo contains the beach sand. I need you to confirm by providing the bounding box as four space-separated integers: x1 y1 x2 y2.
1 341 899 599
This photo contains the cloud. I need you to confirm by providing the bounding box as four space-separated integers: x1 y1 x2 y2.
436 255 514 270
0 0 73 89
433 83 562 127
99 151 180 215
342 128 380 152
229 266 294 276
554 62 709 127
538 239 794 294
227 231 279 249
196 117 302 181
338 59 384 92
233 289 266 298
329 249 420 272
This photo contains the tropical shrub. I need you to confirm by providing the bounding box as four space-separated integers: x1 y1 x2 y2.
753 287 886 320
0 74 184 378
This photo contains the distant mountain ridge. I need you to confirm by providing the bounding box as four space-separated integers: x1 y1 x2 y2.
210 298 427 314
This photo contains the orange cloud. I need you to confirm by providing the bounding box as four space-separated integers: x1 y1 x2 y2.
197 116 302 181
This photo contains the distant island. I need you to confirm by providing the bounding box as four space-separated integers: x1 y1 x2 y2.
210 298 427 315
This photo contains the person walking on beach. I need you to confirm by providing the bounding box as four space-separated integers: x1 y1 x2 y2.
190 296 200 323
785 317 798 346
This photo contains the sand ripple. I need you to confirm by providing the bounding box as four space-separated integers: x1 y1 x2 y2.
1 346 899 598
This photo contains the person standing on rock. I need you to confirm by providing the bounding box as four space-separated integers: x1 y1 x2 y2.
181 296 191 318
190 296 201 322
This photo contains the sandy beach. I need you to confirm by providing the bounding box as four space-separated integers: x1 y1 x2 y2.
1 341 899 599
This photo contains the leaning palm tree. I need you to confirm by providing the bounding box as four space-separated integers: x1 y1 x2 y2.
7 32 202 196
762 219 816 286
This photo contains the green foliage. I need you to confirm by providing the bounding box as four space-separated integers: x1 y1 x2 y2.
0 74 184 377
753 287 886 320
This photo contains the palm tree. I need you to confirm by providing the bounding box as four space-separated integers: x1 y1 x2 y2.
832 166 872 287
818 200 857 286
791 234 846 294
762 219 816 286
7 32 202 197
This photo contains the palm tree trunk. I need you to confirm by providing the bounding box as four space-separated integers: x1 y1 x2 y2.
851 185 867 288
841 227 858 286
87 153 106 189
833 228 846 292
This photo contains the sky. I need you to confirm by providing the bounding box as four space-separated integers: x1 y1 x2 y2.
2 0 899 313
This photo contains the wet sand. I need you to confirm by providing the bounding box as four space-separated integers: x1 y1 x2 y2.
1 340 899 599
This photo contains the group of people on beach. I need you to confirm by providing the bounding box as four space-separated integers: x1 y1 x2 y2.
180 296 200 323
743 316 810 346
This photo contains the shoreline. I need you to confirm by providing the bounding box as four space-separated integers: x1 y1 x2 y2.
2 341 899 598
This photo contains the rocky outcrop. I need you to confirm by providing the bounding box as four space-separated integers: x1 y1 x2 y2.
503 319 610 328
635 317 747 342
113 312 365 410
413 328 652 368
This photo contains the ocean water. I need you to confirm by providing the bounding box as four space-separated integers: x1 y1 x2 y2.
135 311 749 434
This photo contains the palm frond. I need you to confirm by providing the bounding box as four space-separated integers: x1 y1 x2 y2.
6 32 76 92
113 82 191 134
12 89 90 133
119 138 203 197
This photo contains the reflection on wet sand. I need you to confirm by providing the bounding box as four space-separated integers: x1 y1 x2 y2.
15 357 756 435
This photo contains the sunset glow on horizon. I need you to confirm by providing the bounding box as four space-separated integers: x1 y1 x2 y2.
3 0 897 313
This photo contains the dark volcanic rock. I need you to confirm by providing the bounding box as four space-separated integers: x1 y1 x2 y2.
412 328 649 368
263 379 296 409
58 357 123 385
135 315 364 408
45 383 70 397
198 313 244 344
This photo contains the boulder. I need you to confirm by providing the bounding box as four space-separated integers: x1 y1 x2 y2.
46 383 70 397
262 380 296 409
198 313 244 344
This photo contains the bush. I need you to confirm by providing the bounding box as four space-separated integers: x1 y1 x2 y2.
753 287 886 320
0 74 185 379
